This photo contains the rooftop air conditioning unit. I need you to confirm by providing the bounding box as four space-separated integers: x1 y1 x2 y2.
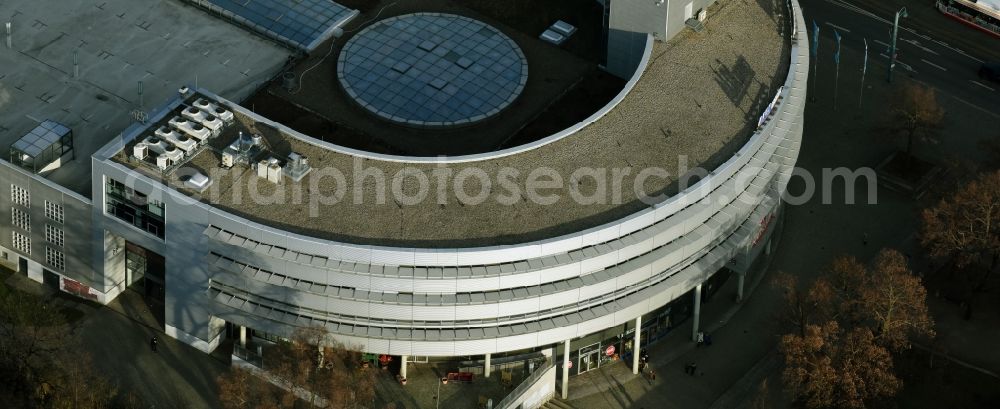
160 145 183 162
193 98 213 110
257 159 269 179
698 9 707 22
266 157 282 184
156 155 173 170
156 125 197 153
182 107 224 136
221 146 237 168
169 116 212 142
133 143 148 160
193 98 235 124
284 152 312 182
143 135 170 154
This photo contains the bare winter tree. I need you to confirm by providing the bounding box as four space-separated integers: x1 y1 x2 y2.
922 170 1000 293
888 83 945 158
0 287 122 408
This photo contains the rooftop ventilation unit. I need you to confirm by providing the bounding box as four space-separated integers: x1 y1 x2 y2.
192 98 235 124
182 171 212 192
283 152 312 182
133 143 148 160
169 116 212 142
142 135 183 170
181 107 225 137
221 131 263 168
256 157 283 184
539 29 566 45
155 125 197 153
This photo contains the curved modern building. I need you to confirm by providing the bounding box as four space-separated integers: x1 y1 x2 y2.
2 0 807 395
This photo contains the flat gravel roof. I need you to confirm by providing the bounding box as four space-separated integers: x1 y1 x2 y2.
125 0 789 247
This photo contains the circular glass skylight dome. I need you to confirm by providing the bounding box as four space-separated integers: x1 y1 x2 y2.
337 13 528 127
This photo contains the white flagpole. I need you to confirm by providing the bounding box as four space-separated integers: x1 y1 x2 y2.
859 38 868 109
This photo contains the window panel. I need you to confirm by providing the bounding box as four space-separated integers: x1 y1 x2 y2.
11 185 29 207
12 231 30 254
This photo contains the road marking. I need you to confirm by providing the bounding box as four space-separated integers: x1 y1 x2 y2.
825 22 851 33
879 53 917 73
873 39 889 48
824 0 984 63
953 96 1000 119
901 38 939 55
921 59 947 71
971 80 996 91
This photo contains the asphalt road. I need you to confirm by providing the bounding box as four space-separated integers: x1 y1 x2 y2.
799 0 1000 115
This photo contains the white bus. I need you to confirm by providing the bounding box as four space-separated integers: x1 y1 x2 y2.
937 0 1000 37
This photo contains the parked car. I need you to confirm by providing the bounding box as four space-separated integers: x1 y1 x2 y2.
980 62 1000 83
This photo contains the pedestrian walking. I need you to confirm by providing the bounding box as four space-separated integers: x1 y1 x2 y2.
696 331 705 346
150 336 158 353
647 367 656 383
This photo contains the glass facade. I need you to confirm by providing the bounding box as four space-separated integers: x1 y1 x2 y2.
105 178 165 239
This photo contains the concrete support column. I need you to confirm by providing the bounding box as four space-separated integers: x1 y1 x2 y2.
484 353 491 378
737 272 746 303
632 316 642 374
561 340 570 399
692 284 703 342
401 355 408 379
239 326 247 347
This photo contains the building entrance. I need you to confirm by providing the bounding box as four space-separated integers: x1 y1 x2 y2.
578 343 601 374
124 242 165 326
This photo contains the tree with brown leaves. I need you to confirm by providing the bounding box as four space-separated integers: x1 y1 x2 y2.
778 249 934 407
774 272 835 337
921 170 1000 293
821 252 935 352
860 250 935 351
888 83 945 157
217 326 377 409
781 321 900 409
216 364 286 409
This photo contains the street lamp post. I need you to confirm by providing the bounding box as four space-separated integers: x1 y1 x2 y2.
887 7 908 83
435 377 445 409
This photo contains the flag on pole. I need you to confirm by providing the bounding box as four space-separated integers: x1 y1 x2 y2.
862 38 868 75
833 30 842 65
811 20 819 58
